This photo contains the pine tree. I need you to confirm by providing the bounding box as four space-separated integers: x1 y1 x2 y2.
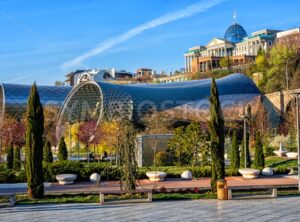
240 133 251 168
26 83 44 199
6 143 14 169
229 130 240 171
208 78 225 192
254 131 265 169
43 140 53 163
13 147 21 170
58 136 68 161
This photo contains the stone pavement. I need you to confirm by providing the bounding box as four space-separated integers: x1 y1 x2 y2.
0 175 298 195
1 196 300 222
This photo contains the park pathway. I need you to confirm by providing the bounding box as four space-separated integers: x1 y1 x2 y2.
1 196 300 221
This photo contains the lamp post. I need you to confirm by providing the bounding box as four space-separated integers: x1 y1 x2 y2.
0 133 2 163
291 93 300 191
240 114 248 168
68 122 72 161
297 95 300 191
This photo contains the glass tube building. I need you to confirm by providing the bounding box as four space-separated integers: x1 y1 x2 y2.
0 83 72 119
57 73 261 130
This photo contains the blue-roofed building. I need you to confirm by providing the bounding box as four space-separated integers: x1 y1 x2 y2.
184 14 281 73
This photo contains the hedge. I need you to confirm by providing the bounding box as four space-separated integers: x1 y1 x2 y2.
0 161 290 184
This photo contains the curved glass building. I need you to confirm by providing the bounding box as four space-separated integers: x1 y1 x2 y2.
224 23 247 43
57 73 261 129
0 83 72 119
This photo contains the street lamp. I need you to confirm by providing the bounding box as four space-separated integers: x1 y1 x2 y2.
240 114 248 169
66 122 72 161
291 92 300 191
0 132 2 163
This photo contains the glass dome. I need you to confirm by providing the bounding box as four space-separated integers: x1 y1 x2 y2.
224 23 247 43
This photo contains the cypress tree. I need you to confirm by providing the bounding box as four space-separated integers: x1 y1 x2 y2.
118 121 137 191
6 143 14 169
229 130 240 171
43 140 53 163
26 83 44 199
208 78 225 192
13 147 21 170
240 133 251 168
58 136 68 161
254 131 265 169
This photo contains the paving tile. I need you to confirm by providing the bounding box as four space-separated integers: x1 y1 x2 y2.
1 197 300 222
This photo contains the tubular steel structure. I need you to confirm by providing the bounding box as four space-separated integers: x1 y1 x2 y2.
57 73 261 130
0 83 71 119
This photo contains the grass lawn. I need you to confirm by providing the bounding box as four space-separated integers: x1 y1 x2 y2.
265 156 297 168
1 189 297 205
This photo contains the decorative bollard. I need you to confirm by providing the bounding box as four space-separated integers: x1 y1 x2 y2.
217 180 228 200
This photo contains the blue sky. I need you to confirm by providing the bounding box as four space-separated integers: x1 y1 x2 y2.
0 0 300 85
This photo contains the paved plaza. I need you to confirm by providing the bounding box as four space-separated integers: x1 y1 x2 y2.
1 176 298 195
1 196 300 222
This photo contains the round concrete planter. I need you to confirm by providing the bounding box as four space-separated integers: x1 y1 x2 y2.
56 174 77 185
238 168 260 179
146 171 167 182
286 152 298 159
273 150 287 157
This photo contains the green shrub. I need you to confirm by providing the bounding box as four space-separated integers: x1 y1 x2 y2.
263 145 275 156
192 166 212 178
225 168 240 176
6 143 14 169
58 137 68 161
13 147 21 170
0 169 16 183
229 130 240 170
43 140 53 163
253 131 265 169
154 152 169 166
43 161 118 182
274 166 289 175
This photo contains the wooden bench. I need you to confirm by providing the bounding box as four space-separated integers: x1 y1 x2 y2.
100 189 152 204
0 193 16 207
228 186 278 200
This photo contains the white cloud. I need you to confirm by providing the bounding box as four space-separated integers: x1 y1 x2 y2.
62 0 225 68
6 74 32 83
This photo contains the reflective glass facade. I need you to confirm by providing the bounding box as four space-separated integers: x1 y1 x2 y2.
224 23 247 43
0 83 72 119
58 73 261 126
